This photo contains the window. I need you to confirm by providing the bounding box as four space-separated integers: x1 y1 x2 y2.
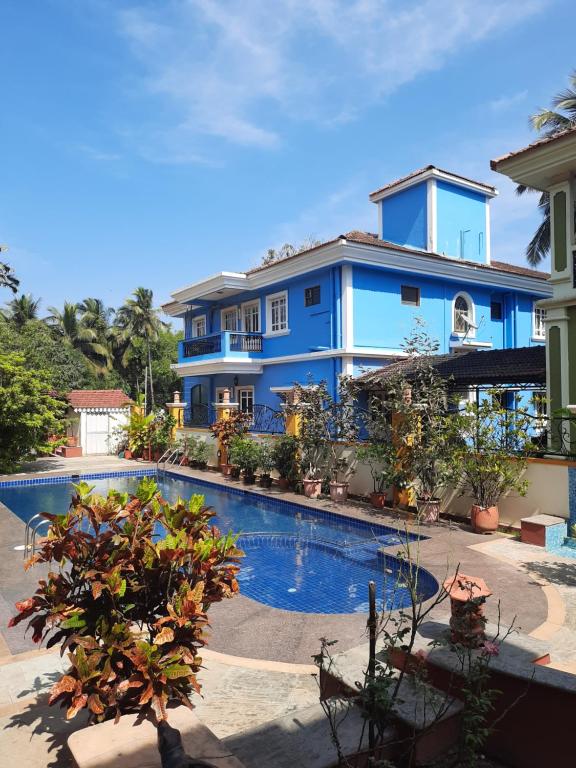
266 291 288 334
192 315 206 338
238 387 254 416
533 304 546 339
401 285 420 306
305 285 321 307
490 301 503 321
453 293 474 335
242 301 260 333
221 306 238 332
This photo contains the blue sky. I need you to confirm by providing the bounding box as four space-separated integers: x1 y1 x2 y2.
0 0 574 318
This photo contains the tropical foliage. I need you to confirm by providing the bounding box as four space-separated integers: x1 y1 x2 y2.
10 478 243 722
1 286 182 407
517 70 576 265
0 258 18 293
0 352 66 472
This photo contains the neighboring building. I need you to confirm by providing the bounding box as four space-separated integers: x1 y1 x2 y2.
66 390 134 455
163 166 552 429
492 127 576 421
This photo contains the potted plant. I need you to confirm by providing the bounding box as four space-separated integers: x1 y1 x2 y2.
9 478 242 724
356 443 397 509
150 410 175 461
194 439 210 470
258 443 274 488
270 434 300 490
447 395 532 533
210 411 251 474
329 452 357 503
229 436 260 484
284 377 359 500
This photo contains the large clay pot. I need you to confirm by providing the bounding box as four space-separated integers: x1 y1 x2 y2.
417 498 441 524
370 492 387 510
329 481 349 503
277 477 290 490
471 504 499 533
221 463 232 477
303 479 322 498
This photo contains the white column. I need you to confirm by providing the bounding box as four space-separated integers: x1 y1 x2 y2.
341 264 354 352
427 178 437 252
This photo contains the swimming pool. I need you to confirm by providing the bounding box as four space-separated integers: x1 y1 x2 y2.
0 470 438 614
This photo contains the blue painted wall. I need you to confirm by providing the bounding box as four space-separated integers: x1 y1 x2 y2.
352 264 544 354
381 183 427 250
436 181 487 262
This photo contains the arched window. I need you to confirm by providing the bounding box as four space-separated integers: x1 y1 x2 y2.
453 293 474 334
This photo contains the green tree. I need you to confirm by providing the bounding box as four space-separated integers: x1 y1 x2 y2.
0 352 66 472
261 237 321 266
517 71 576 265
46 301 111 375
115 288 165 411
2 293 41 327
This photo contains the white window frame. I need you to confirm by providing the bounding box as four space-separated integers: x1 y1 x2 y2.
532 303 546 340
452 292 475 337
237 385 255 416
265 290 289 336
221 306 239 332
241 300 260 333
192 314 207 338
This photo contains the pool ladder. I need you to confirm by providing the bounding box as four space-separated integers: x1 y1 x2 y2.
156 445 186 477
23 514 51 561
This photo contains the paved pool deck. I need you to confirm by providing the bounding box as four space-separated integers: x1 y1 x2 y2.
0 456 575 767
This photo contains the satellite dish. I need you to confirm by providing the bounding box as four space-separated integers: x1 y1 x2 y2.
461 313 479 330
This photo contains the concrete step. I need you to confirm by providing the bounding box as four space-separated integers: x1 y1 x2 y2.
223 698 395 768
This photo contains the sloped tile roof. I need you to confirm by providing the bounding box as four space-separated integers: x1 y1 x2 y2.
67 389 134 408
356 345 546 389
369 165 497 199
491 125 576 169
247 230 550 281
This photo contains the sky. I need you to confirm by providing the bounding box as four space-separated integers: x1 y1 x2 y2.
0 0 574 319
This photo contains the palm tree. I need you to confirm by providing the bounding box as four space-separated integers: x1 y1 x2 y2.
517 71 576 266
2 293 41 327
46 301 111 375
115 287 165 410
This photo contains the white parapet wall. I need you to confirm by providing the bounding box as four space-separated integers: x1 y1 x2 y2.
176 429 571 527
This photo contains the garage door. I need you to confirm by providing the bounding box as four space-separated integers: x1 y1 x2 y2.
85 413 110 455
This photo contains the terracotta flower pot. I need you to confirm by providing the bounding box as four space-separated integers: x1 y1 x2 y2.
370 492 387 510
471 504 499 533
277 477 290 490
329 481 349 503
417 498 441 524
303 479 322 498
66 436 77 448
221 463 232 477
123 450 133 460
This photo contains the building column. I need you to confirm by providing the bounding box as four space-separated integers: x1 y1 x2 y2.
213 388 239 466
166 391 187 441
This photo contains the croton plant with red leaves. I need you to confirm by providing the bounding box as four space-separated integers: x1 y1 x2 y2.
10 477 243 722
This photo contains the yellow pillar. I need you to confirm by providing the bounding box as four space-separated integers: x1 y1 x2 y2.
392 385 416 508
166 391 186 442
285 389 302 437
213 388 237 466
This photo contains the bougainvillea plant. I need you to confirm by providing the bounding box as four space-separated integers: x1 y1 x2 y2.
10 477 243 722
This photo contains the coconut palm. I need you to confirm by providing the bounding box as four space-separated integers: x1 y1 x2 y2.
2 293 41 327
517 71 576 266
115 287 165 410
46 301 111 375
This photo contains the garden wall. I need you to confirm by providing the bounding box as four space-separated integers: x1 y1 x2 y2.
176 428 573 528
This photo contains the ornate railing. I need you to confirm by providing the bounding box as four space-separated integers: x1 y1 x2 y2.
229 333 263 352
183 403 214 428
249 404 286 434
182 335 221 358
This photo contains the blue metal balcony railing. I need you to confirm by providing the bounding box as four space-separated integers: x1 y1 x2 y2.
180 331 263 361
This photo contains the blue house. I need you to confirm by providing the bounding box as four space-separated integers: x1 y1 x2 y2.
162 166 551 429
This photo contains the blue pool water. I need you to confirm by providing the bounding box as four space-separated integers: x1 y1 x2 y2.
0 471 438 614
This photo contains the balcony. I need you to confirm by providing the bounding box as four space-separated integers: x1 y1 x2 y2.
178 331 264 365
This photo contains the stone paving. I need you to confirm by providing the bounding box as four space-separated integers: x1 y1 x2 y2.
0 456 575 766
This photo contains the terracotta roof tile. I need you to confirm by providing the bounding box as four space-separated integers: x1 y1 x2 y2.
67 390 134 408
491 125 576 169
369 165 497 200
356 345 546 389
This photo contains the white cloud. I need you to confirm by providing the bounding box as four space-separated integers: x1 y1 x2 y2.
118 0 547 156
488 90 529 112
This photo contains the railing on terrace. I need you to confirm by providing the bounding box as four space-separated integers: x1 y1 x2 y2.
183 403 214 428
250 404 285 434
182 335 221 358
229 332 263 352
